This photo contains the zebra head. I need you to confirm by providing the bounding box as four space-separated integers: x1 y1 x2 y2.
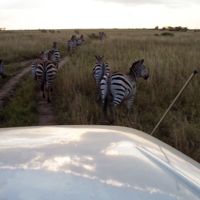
48 49 55 62
71 35 76 41
95 55 104 64
130 59 149 80
52 41 58 50
0 59 6 78
81 35 85 41
39 51 47 60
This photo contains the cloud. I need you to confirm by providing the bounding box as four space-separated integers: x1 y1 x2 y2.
0 0 46 10
92 0 200 7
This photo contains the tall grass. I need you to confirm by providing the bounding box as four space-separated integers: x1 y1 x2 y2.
0 29 200 162
53 29 200 162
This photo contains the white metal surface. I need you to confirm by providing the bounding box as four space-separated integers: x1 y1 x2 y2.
0 125 200 200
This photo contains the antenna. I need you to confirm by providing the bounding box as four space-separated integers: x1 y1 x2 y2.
150 70 198 136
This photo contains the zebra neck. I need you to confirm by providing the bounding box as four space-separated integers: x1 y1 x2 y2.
127 71 138 82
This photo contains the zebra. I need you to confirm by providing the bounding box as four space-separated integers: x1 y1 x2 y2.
99 32 106 41
31 51 48 85
51 41 60 69
0 59 6 78
76 35 84 48
36 50 57 102
92 55 110 100
100 59 149 124
66 36 77 57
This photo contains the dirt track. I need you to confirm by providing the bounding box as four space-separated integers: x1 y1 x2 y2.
0 57 70 126
37 56 70 125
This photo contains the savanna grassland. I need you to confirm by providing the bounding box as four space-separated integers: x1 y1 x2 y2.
0 29 200 162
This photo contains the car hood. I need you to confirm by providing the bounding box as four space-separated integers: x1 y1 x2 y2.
0 125 200 200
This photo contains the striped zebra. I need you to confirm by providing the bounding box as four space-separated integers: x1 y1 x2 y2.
92 55 110 100
36 51 58 102
66 35 77 57
76 35 84 48
0 59 6 78
31 51 48 85
100 59 149 124
51 41 60 69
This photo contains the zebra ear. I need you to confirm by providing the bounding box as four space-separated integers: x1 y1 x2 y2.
102 55 104 59
95 55 97 59
0 59 2 64
141 59 144 63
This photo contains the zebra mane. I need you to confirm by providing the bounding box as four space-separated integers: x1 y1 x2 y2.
129 60 140 72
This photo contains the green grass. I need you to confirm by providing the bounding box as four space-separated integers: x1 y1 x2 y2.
0 62 32 89
0 71 40 127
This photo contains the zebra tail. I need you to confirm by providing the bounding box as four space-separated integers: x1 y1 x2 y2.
103 73 111 124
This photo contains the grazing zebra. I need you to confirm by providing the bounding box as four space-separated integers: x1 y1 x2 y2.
31 51 48 85
0 59 6 78
36 51 57 102
92 55 110 100
100 59 149 124
66 36 77 57
51 41 60 69
76 35 84 48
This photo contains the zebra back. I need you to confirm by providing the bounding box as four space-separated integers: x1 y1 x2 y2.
0 59 6 78
49 42 60 68
36 60 57 89
92 55 110 86
31 51 47 79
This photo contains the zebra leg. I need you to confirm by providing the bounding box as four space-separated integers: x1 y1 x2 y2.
110 102 116 125
127 96 134 115
47 86 51 103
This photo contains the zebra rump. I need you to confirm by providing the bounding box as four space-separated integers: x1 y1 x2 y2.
36 60 57 102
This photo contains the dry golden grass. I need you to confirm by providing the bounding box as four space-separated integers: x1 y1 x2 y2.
0 29 200 162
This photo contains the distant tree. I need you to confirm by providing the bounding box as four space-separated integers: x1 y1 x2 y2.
155 26 159 30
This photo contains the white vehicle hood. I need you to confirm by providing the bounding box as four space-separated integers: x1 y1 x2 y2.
0 125 200 200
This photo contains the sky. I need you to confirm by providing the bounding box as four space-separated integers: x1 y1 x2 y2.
0 0 200 30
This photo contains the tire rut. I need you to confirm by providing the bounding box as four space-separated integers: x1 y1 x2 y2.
37 56 70 126
0 66 31 111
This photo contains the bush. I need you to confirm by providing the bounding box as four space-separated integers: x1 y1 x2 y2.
161 32 174 37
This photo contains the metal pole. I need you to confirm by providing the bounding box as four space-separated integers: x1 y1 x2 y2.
150 70 198 136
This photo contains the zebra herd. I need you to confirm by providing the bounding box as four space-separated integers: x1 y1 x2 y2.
92 56 149 124
1 32 149 124
32 41 60 102
66 34 85 57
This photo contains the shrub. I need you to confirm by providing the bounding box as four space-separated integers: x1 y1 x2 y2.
161 32 174 36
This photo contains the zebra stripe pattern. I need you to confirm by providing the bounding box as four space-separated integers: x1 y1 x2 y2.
92 55 110 100
31 51 48 84
100 59 149 124
51 41 60 69
0 59 6 78
36 60 57 102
